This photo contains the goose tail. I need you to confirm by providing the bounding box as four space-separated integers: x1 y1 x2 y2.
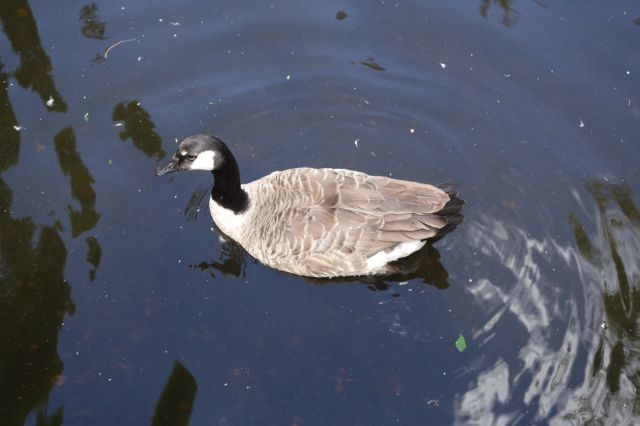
431 191 464 241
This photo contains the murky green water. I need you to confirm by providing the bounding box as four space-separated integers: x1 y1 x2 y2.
1 1 639 425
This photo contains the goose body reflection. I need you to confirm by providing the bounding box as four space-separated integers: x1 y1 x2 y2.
157 134 463 278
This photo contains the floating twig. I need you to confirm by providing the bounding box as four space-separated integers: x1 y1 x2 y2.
103 38 137 58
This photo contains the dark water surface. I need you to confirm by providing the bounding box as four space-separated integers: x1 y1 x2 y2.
1 0 639 425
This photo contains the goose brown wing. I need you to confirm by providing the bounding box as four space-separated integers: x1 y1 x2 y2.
270 168 451 261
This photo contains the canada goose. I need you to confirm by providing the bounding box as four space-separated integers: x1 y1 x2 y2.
156 134 463 278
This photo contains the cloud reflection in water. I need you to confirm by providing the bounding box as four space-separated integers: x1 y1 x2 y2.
456 183 640 424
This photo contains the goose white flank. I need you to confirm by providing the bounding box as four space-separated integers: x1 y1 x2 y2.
156 134 463 278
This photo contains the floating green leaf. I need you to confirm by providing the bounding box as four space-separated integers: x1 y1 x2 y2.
455 334 467 352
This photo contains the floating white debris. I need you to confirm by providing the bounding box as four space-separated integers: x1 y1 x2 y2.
158 18 164 22
409 128 415 134
579 118 585 128
12 125 23 131
170 21 181 26
46 96 55 107
398 281 409 286
286 74 291 80
626 70 630 75
83 112 90 122
503 73 511 78
439 62 446 69
600 322 607 329
114 122 124 127
354 138 359 147
137 56 142 61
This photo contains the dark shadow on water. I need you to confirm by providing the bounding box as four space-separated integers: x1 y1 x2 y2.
85 236 101 282
191 235 247 280
479 0 519 27
570 183 640 399
0 178 75 426
0 0 67 112
79 3 107 40
355 57 386 72
184 185 212 223
54 127 100 238
1 3 103 424
151 362 198 426
113 101 166 160
0 62 20 171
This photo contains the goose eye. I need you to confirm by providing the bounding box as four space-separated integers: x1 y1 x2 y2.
186 154 197 161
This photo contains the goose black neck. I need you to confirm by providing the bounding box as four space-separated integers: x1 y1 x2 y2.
211 148 248 214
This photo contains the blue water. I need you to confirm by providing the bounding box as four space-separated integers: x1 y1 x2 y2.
1 1 639 425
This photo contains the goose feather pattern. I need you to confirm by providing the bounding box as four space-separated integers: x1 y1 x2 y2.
157 134 463 278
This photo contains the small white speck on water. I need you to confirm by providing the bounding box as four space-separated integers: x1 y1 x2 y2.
439 62 446 69
46 96 55 107
468 278 473 283
114 122 124 127
579 118 585 128
286 74 291 80
178 259 182 264
172 33 177 38
369 151 376 157
600 322 607 329
223 382 228 387
170 21 181 26
13 125 23 131
398 281 409 286
626 70 630 75
174 194 178 199
409 128 415 134
158 18 163 22
137 56 142 61
354 138 359 147
503 73 511 78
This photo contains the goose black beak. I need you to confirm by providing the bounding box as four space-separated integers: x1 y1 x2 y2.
156 159 179 176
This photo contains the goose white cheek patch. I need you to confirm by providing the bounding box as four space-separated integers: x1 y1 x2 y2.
190 150 216 170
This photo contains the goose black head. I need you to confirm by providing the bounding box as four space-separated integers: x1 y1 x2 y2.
156 134 228 176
